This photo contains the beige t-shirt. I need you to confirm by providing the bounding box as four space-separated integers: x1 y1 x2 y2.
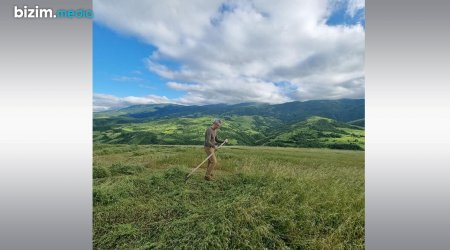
204 127 223 147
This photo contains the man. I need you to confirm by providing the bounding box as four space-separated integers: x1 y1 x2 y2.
204 119 228 181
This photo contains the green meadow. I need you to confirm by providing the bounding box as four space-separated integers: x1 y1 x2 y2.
94 115 365 150
93 144 364 249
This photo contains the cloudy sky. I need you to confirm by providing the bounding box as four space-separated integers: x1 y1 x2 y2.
93 0 365 111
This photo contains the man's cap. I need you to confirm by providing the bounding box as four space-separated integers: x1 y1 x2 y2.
213 119 222 125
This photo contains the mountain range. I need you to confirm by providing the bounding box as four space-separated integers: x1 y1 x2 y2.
94 99 365 150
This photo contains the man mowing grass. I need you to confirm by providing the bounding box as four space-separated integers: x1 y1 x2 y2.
204 119 228 181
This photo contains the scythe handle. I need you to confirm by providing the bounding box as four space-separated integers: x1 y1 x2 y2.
185 140 227 181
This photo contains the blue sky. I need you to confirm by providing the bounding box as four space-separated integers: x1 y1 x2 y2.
326 0 365 27
93 0 365 111
94 23 183 99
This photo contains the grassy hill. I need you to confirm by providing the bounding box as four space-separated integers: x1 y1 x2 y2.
94 99 365 150
94 115 281 146
265 117 364 150
347 118 365 128
93 144 365 249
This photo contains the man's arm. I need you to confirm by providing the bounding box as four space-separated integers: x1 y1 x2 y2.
214 135 224 144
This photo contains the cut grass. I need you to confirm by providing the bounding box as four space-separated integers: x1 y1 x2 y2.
93 144 364 249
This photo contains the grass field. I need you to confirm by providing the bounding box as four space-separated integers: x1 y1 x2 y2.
93 144 364 249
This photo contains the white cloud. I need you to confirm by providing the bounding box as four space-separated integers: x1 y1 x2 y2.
346 0 365 17
93 93 172 112
94 0 365 105
112 76 143 82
